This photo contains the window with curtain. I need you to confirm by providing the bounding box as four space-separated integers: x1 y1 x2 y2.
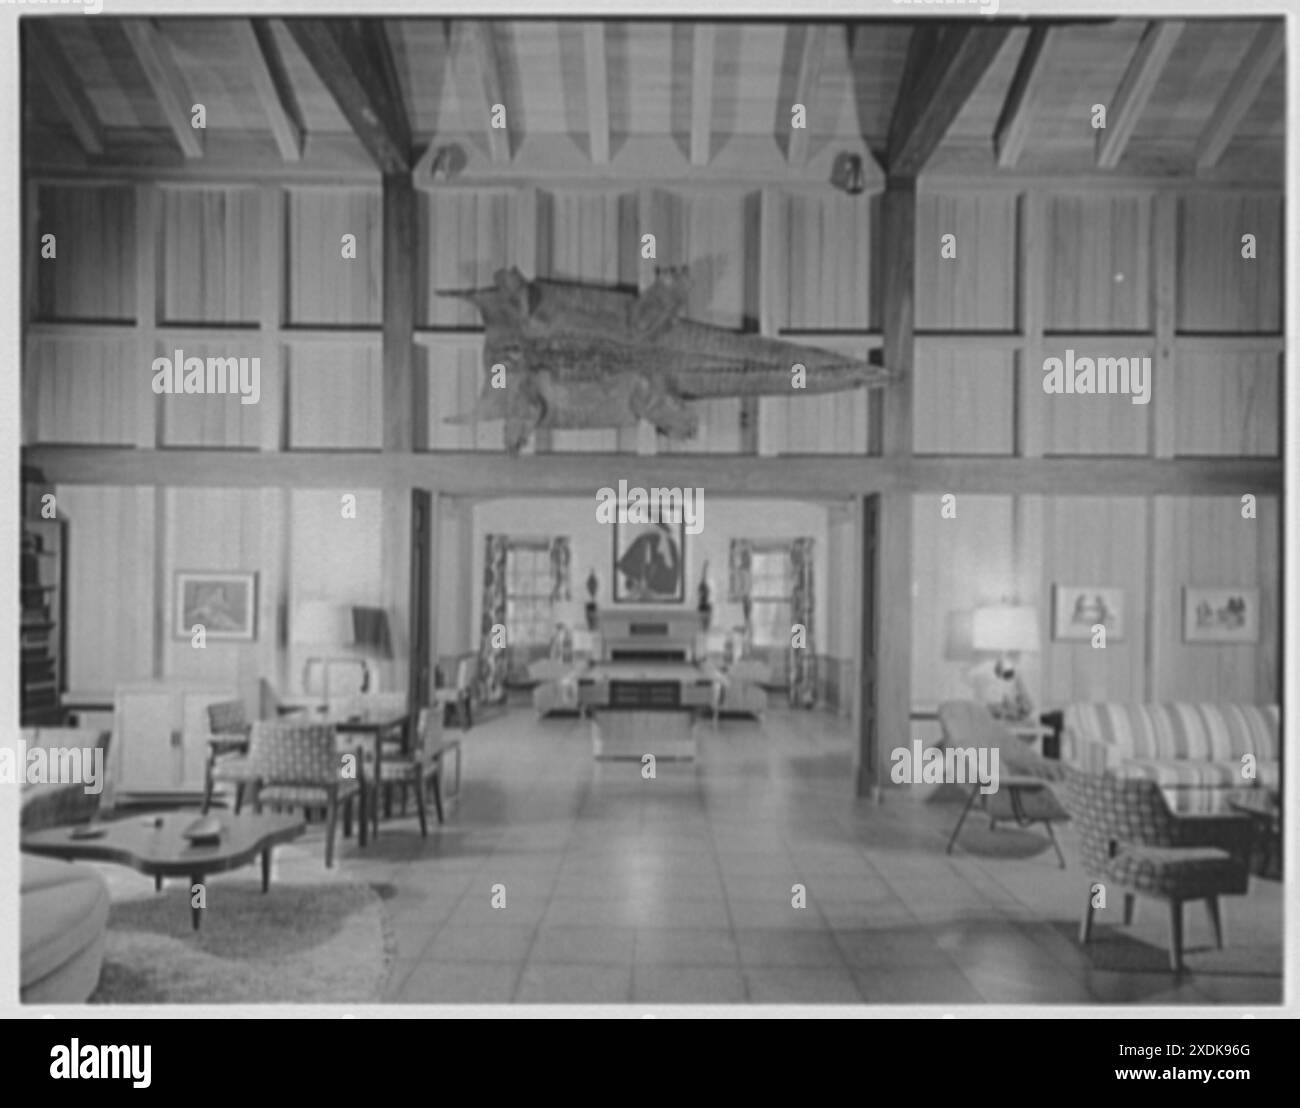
505 542 554 647
749 548 792 648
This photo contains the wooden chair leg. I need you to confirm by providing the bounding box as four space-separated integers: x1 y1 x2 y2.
233 783 246 815
431 767 445 824
1043 819 1066 869
413 774 428 838
202 770 215 814
1080 889 1096 945
1206 896 1224 949
343 796 352 839
357 788 368 848
1123 893 1136 925
1168 900 1185 972
945 784 981 855
324 794 340 868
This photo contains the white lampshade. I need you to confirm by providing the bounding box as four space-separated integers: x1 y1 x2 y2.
293 600 349 646
972 605 1039 653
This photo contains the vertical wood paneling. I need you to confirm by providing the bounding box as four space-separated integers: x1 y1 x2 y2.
424 337 505 451
35 185 136 321
1174 351 1280 456
26 336 140 445
1153 496 1279 702
56 485 155 693
1041 344 1153 455
913 346 1015 454
157 339 263 448
287 342 382 449
419 190 519 328
161 187 262 325
909 494 1016 708
289 489 385 693
1178 194 1281 333
286 188 382 325
915 192 1017 330
780 191 877 329
1036 497 1148 705
1044 195 1151 331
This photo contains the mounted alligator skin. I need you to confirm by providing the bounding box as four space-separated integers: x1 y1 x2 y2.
441 266 892 453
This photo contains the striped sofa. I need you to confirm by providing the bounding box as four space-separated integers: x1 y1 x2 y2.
1060 703 1279 814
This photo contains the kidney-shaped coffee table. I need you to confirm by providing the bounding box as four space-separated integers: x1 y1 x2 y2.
22 812 305 930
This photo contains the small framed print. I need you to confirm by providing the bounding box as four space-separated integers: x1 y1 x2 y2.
1052 586 1124 642
1183 587 1260 644
174 572 257 641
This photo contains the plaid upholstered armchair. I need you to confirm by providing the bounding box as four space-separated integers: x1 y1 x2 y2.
202 700 256 815
247 720 368 867
1061 767 1253 972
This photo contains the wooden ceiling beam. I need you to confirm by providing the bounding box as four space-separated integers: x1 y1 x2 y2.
1096 21 1185 170
285 18 411 174
235 20 305 163
459 20 513 164
121 19 204 159
787 25 828 166
25 23 105 156
887 23 1011 179
582 23 610 165
993 25 1057 169
1195 23 1284 171
691 24 716 167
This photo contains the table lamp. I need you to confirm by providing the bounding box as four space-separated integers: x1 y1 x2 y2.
294 600 358 710
969 604 1039 721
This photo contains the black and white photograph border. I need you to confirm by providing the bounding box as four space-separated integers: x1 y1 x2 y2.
1 0 1296 1021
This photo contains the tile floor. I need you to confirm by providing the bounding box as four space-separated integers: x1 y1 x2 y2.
318 707 1284 1007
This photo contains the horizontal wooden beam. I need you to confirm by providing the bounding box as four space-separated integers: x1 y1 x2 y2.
237 20 305 163
887 24 1012 179
1096 21 1185 170
121 19 203 159
25 23 105 156
23 125 1282 192
994 26 1056 169
285 18 411 174
1195 23 1284 172
24 448 1280 499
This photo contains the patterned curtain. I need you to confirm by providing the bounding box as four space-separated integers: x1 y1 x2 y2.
788 537 817 708
479 534 509 704
728 539 754 652
549 536 572 602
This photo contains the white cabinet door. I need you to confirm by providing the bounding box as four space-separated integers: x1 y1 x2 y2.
116 691 180 793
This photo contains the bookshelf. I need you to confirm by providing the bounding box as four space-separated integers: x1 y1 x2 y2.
21 518 65 725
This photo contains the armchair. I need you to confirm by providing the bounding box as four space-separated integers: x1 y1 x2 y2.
434 654 476 730
247 720 367 867
1061 767 1253 972
202 699 256 814
375 707 463 836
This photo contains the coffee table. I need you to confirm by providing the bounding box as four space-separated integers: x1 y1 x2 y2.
21 812 305 930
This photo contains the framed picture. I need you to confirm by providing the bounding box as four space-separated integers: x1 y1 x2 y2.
174 572 257 641
612 518 686 603
1183 587 1260 644
1052 585 1125 642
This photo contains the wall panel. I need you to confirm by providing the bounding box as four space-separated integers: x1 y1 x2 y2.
1178 194 1282 333
286 188 382 326
287 342 382 449
161 187 262 325
34 184 136 322
780 192 877 330
913 347 1015 454
1174 350 1281 457
1044 195 1151 332
419 190 522 328
915 192 1017 331
157 338 263 448
26 335 143 446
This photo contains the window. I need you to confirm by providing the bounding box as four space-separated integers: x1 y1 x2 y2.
505 543 553 647
749 548 791 648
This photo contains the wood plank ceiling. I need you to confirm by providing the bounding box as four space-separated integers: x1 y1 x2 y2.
23 16 1285 183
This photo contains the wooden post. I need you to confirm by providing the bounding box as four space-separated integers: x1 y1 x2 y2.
862 178 916 798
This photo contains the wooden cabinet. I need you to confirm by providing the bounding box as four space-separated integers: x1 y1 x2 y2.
20 519 65 725
111 683 238 806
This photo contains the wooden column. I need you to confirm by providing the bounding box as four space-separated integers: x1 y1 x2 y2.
381 171 418 692
860 178 916 798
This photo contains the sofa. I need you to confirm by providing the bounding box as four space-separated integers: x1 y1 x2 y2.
1060 702 1279 814
21 855 111 1003
20 728 112 831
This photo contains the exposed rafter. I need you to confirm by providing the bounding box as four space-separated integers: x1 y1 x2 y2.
460 20 513 164
285 18 411 174
122 19 204 159
236 20 305 163
993 25 1057 169
582 23 610 165
26 23 105 156
787 25 828 166
887 23 1011 179
1096 21 1185 170
412 21 452 181
1195 23 1284 171
691 24 716 167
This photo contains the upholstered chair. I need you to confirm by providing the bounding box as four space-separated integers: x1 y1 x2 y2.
1061 767 1253 972
247 720 366 867
202 699 257 815
374 707 462 836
